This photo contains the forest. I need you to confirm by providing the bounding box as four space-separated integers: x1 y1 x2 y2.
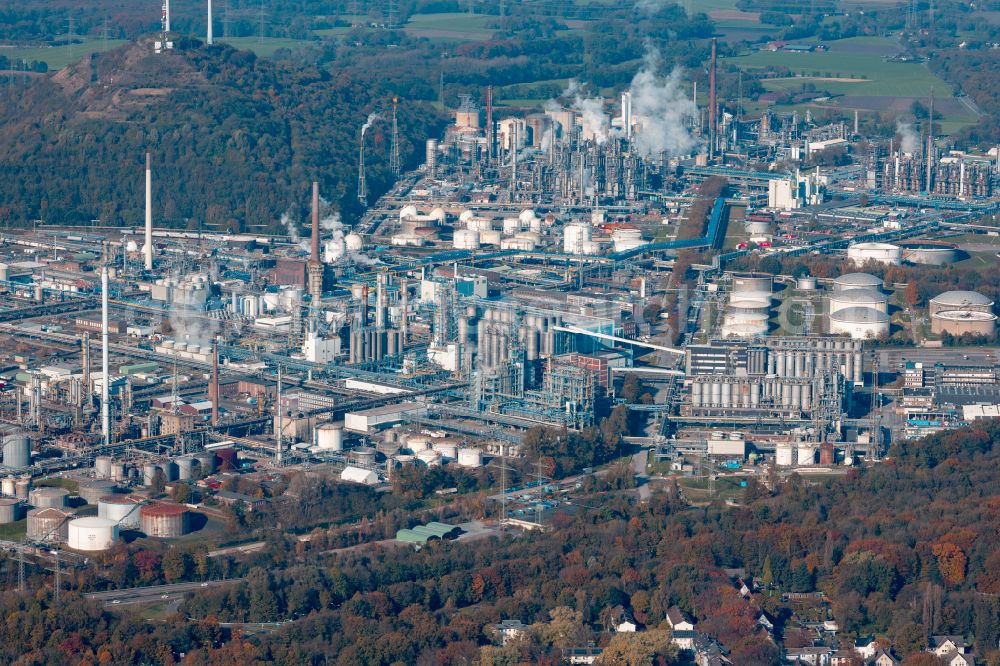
4 418 1000 664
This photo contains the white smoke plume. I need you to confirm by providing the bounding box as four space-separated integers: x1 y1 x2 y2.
896 120 918 154
279 208 310 251
563 79 611 144
361 112 381 137
629 46 698 158
169 307 220 348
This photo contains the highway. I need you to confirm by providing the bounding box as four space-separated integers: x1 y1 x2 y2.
86 578 245 606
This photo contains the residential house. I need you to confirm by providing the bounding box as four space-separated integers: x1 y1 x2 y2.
492 619 527 645
757 610 775 633
608 606 639 633
871 649 898 666
666 606 695 632
563 647 603 665
830 649 856 665
930 636 969 656
784 646 833 665
694 636 733 666
854 637 878 660
937 651 975 666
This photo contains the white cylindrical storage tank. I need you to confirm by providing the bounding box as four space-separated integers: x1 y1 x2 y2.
775 444 794 467
94 456 113 479
432 440 459 461
502 217 520 235
832 273 881 292
406 435 431 452
110 462 127 482
416 449 441 467
457 447 484 467
27 507 72 542
98 495 142 529
828 289 887 315
479 229 502 246
931 310 998 337
514 231 540 248
745 220 771 235
797 445 817 465
174 456 197 480
466 217 492 232
829 306 889 339
29 487 69 509
728 298 770 316
721 321 768 338
0 497 23 524
453 229 481 250
1 477 14 497
732 272 773 295
316 422 345 451
2 432 31 468
928 290 994 316
563 223 592 254
67 517 119 551
14 477 30 500
848 242 901 266
797 275 817 291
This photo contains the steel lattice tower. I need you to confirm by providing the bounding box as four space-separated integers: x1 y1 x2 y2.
390 96 401 177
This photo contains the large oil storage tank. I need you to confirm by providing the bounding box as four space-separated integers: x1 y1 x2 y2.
316 422 345 451
1 477 14 497
67 517 119 551
14 477 30 500
416 449 441 467
929 290 994 316
828 288 888 315
453 229 481 250
432 439 460 461
731 272 773 297
94 456 113 479
775 444 795 467
140 502 189 538
174 456 198 480
28 487 69 509
405 435 431 452
847 242 901 266
98 495 142 529
829 306 889 339
457 447 484 467
27 507 73 541
832 273 881 292
931 310 998 337
721 321 769 338
728 297 771 316
78 480 118 505
900 241 959 266
193 452 216 474
350 446 377 466
797 444 818 466
2 431 31 468
0 497 23 524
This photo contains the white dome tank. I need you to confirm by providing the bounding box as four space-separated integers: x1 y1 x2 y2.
345 233 364 252
453 229 482 250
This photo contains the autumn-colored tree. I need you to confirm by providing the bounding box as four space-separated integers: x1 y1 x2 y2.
931 542 967 586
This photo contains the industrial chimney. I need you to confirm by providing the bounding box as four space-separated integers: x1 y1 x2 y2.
307 181 323 302
709 38 717 158
210 342 219 425
207 0 214 45
101 265 110 446
143 153 153 270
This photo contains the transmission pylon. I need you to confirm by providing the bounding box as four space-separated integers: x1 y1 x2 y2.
390 96 401 177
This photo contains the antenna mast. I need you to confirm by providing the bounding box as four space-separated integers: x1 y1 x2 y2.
390 96 401 177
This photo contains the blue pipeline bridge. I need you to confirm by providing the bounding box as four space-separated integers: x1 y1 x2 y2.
403 197 730 268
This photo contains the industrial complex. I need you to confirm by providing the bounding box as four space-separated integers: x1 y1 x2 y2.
0 42 998 565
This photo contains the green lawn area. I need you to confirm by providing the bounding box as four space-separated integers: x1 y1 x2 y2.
0 39 127 70
404 13 495 41
729 39 950 99
34 477 79 492
0 520 27 540
217 37 315 57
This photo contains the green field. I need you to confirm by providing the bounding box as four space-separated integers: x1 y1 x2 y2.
0 39 127 69
217 37 315 57
404 13 496 41
728 36 979 132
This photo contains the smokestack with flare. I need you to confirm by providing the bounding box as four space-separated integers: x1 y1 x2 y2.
709 38 717 158
143 153 153 270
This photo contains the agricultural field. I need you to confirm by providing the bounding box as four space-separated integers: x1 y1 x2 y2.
403 13 496 41
727 36 980 134
0 39 126 70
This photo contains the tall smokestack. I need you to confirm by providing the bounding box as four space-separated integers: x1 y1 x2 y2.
486 85 494 161
307 181 323 302
210 342 219 425
926 91 935 192
310 181 320 263
709 38 717 158
81 332 91 398
101 266 110 447
207 0 214 45
164 0 171 32
143 153 153 270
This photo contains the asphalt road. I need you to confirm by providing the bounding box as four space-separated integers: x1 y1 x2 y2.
878 347 999 369
86 579 244 607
